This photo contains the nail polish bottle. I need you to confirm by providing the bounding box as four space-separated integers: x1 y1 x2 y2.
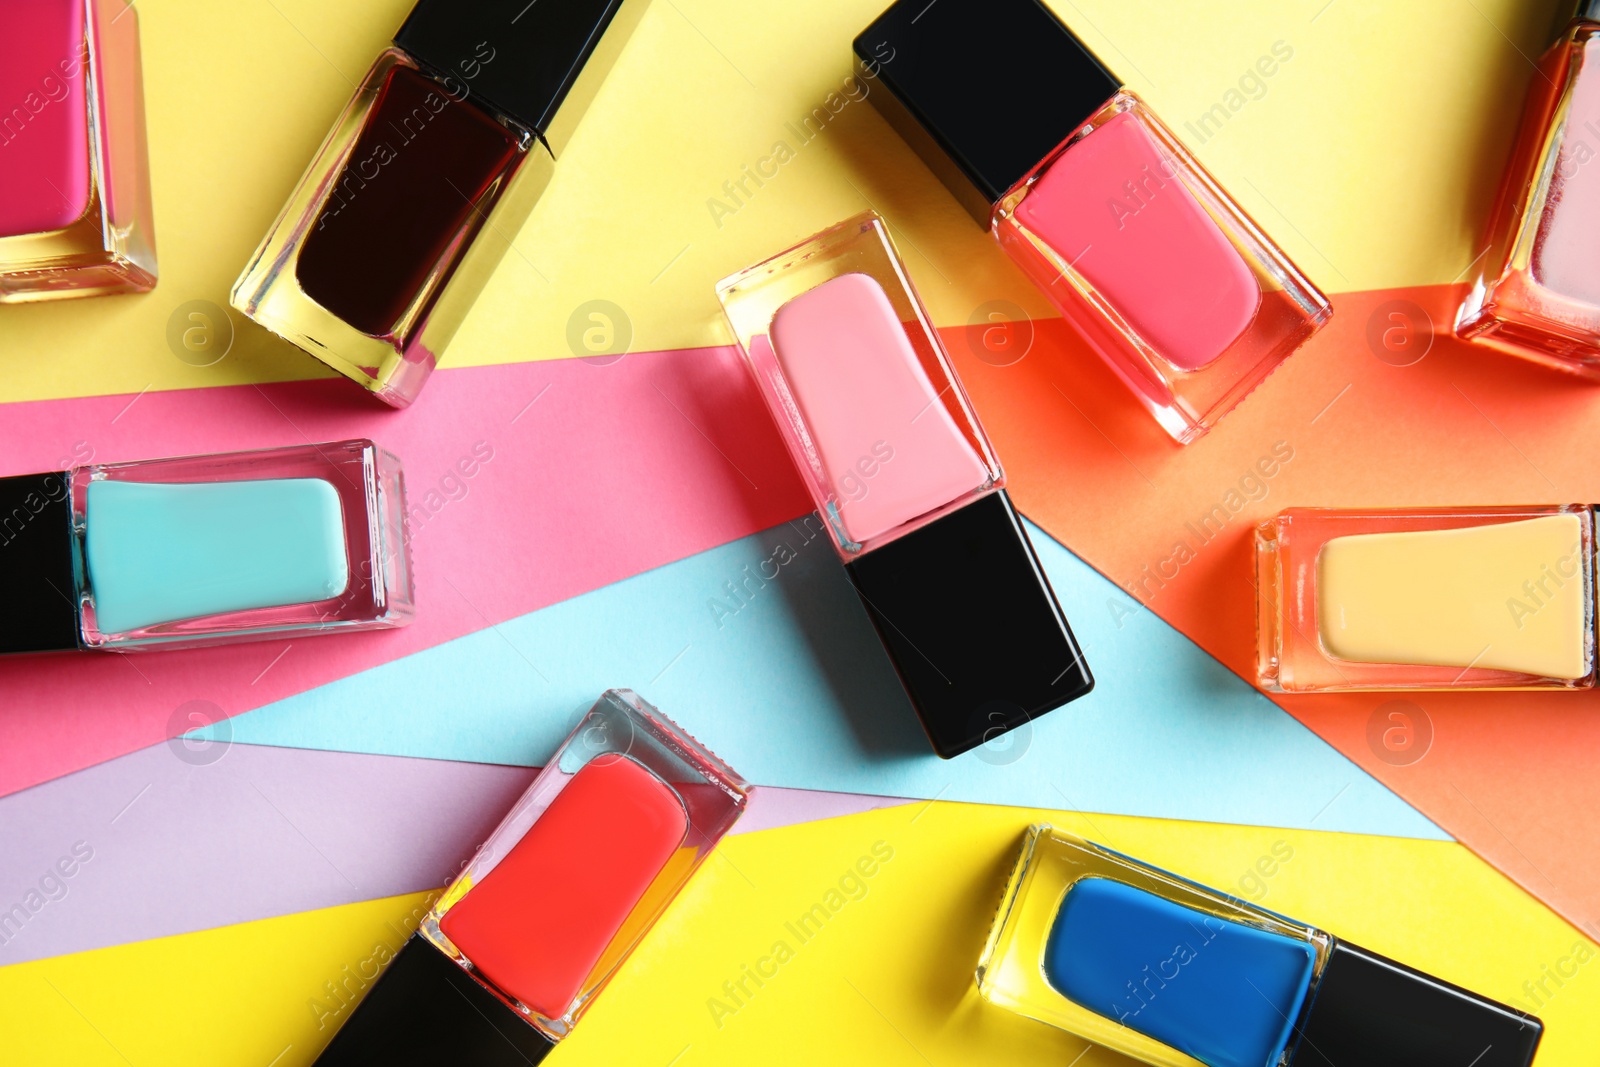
0 439 413 653
0 0 156 302
312 689 748 1065
1256 506 1596 692
855 0 1331 443
1458 2 1600 374
980 827 1543 1067
717 212 1093 759
232 0 647 408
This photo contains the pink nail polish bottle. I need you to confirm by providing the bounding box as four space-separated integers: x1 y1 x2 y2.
856 0 1331 443
1457 1 1600 375
0 0 157 302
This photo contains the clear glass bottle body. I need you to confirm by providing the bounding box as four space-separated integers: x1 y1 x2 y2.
1458 20 1600 372
0 0 156 302
1256 506 1596 692
72 439 413 650
418 689 748 1041
994 92 1330 443
716 211 1003 557
231 48 554 407
977 826 1331 1067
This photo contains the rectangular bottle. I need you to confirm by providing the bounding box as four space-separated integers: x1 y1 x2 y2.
231 0 647 407
0 0 157 301
1457 2 1600 373
855 0 1330 443
717 212 1092 759
979 827 1543 1067
312 690 748 1065
1256 506 1596 692
0 439 413 653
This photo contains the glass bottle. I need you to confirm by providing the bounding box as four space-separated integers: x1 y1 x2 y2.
856 0 1330 442
1457 2 1600 374
0 0 156 301
718 212 1092 758
312 690 748 1065
232 0 646 407
0 439 413 653
980 827 1543 1067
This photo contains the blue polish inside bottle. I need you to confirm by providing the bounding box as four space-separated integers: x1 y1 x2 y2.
84 478 350 635
1043 877 1316 1067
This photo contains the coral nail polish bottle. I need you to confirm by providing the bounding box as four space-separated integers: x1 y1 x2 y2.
232 0 647 407
0 439 413 653
312 690 747 1065
856 0 1330 443
0 0 157 301
1457 1 1600 373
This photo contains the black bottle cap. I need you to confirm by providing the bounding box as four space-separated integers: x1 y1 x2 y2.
394 0 646 156
314 935 555 1066
855 0 1120 223
0 472 80 656
1293 941 1542 1067
844 489 1093 759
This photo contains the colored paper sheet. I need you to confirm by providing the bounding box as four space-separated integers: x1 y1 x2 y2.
0 0 1554 403
205 518 1444 841
1 805 1592 1067
0 742 531 968
946 289 1600 940
0 352 807 799
0 740 901 966
738 785 906 835
0 344 1442 845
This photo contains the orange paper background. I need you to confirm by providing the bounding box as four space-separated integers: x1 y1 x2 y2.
946 283 1600 939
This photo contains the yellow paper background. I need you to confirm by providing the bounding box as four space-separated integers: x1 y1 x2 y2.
0 0 1564 402
3 804 1594 1065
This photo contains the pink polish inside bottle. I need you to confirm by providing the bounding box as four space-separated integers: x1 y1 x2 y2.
0 0 91 238
0 0 156 301
1014 111 1259 373
1531 36 1600 306
1458 7 1600 373
769 272 991 546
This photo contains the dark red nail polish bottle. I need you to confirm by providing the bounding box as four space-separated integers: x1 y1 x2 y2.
233 0 647 407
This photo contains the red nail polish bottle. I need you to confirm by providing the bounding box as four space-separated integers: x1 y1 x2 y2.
311 690 747 1066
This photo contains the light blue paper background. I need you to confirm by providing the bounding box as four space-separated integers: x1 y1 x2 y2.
203 519 1446 840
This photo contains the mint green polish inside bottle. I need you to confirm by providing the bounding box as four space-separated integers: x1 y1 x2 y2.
84 478 350 635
